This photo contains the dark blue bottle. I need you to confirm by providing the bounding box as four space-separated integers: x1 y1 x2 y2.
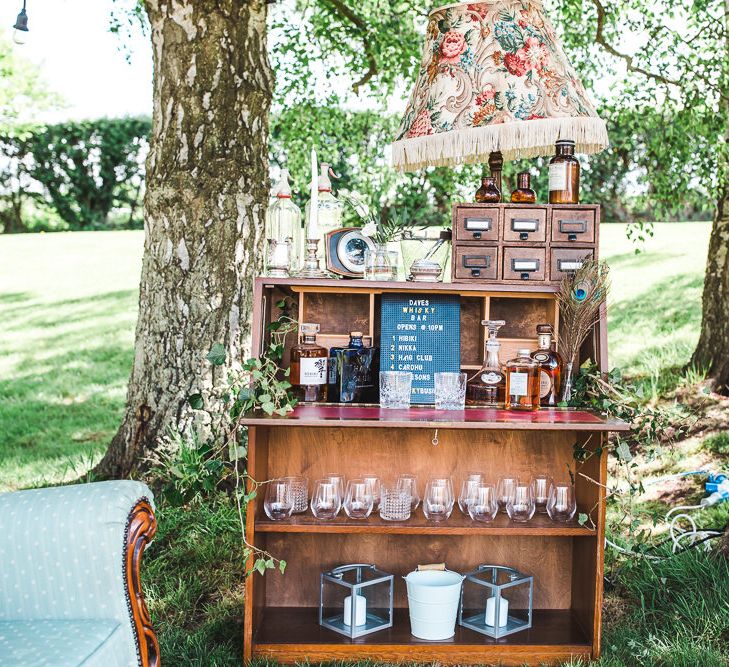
329 331 378 403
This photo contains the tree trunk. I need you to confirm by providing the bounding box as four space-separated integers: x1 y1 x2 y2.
691 183 729 393
96 0 272 478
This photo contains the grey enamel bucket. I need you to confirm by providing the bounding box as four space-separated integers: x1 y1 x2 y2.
403 569 465 640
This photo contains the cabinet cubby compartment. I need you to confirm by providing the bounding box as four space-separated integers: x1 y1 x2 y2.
246 278 622 665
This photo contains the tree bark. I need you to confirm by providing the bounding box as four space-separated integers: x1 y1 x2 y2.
692 183 729 393
96 0 272 478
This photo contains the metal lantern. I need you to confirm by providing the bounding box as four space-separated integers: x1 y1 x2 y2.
319 564 394 639
458 564 533 638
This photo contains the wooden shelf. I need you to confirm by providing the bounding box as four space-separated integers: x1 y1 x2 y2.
255 511 596 536
241 405 630 432
258 276 559 295
253 608 591 664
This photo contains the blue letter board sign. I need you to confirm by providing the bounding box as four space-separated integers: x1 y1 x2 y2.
379 293 461 404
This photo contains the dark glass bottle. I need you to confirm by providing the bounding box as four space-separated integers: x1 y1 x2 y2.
290 323 328 402
530 324 563 407
510 172 537 203
466 320 506 407
548 140 580 204
475 176 501 203
329 331 378 403
505 349 540 411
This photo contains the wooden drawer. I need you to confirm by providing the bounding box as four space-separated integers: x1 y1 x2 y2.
503 207 547 242
502 246 546 282
453 206 500 242
453 245 499 281
550 247 594 281
551 208 596 243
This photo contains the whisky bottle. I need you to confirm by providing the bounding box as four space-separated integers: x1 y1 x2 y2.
548 139 580 204
531 324 563 407
510 171 537 204
290 323 328 402
505 349 540 411
466 320 506 407
330 331 378 403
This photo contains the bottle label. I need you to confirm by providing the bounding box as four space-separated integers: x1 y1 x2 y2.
299 358 327 385
509 371 529 397
328 356 338 384
533 352 549 363
480 371 502 385
539 369 552 398
548 163 567 191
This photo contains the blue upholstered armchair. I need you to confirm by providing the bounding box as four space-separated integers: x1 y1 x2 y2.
0 481 160 667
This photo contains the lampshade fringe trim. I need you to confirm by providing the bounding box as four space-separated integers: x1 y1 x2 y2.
391 117 609 171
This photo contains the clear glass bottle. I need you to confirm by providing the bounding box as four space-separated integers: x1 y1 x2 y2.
505 348 540 411
548 140 580 204
466 320 506 407
329 331 378 403
531 324 563 407
290 323 328 402
510 171 537 204
475 176 501 203
265 169 301 276
304 163 343 262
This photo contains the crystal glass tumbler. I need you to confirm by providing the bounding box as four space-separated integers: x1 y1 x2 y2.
547 484 577 523
379 485 411 521
344 479 374 519
264 479 294 521
423 477 454 521
531 475 553 515
506 484 535 523
311 479 342 520
467 483 498 522
282 475 308 514
396 474 420 510
379 371 413 409
434 372 467 410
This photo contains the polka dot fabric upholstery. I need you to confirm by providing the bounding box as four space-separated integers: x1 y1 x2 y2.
0 481 155 667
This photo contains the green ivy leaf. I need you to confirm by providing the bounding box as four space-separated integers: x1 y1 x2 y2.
206 342 227 366
255 559 267 575
279 560 287 574
577 513 588 526
616 440 633 462
261 401 275 415
188 393 204 409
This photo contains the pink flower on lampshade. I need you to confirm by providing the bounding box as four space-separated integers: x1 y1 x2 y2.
440 30 467 64
467 3 489 20
522 37 549 72
475 84 496 106
504 51 528 77
407 109 434 138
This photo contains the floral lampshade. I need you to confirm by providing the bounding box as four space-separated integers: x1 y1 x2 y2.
391 1 608 171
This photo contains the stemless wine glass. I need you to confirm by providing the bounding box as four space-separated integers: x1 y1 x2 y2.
379 485 412 521
467 483 498 522
547 483 577 523
264 479 294 521
323 473 346 498
343 479 374 520
506 483 535 523
310 479 342 520
362 474 381 507
423 477 454 521
434 372 467 410
397 474 420 510
380 371 413 409
282 475 308 514
531 474 553 514
497 476 519 513
458 472 484 515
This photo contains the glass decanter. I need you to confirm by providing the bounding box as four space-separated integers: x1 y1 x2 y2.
466 319 506 407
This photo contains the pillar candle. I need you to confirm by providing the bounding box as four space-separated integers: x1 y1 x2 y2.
485 594 508 627
308 148 319 239
343 593 367 626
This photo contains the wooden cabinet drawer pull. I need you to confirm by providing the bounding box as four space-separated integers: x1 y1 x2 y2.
558 259 585 272
511 258 539 280
558 219 588 241
463 254 491 277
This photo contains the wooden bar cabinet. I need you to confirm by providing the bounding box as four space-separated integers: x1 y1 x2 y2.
242 277 627 665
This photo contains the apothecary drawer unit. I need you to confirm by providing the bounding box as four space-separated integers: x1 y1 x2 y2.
451 203 600 286
242 277 623 666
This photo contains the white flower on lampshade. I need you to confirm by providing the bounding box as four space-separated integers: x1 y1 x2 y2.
361 222 378 237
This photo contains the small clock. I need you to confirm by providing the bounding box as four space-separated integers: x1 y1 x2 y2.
325 228 376 278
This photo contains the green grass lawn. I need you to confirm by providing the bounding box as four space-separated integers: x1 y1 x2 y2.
2 222 726 667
